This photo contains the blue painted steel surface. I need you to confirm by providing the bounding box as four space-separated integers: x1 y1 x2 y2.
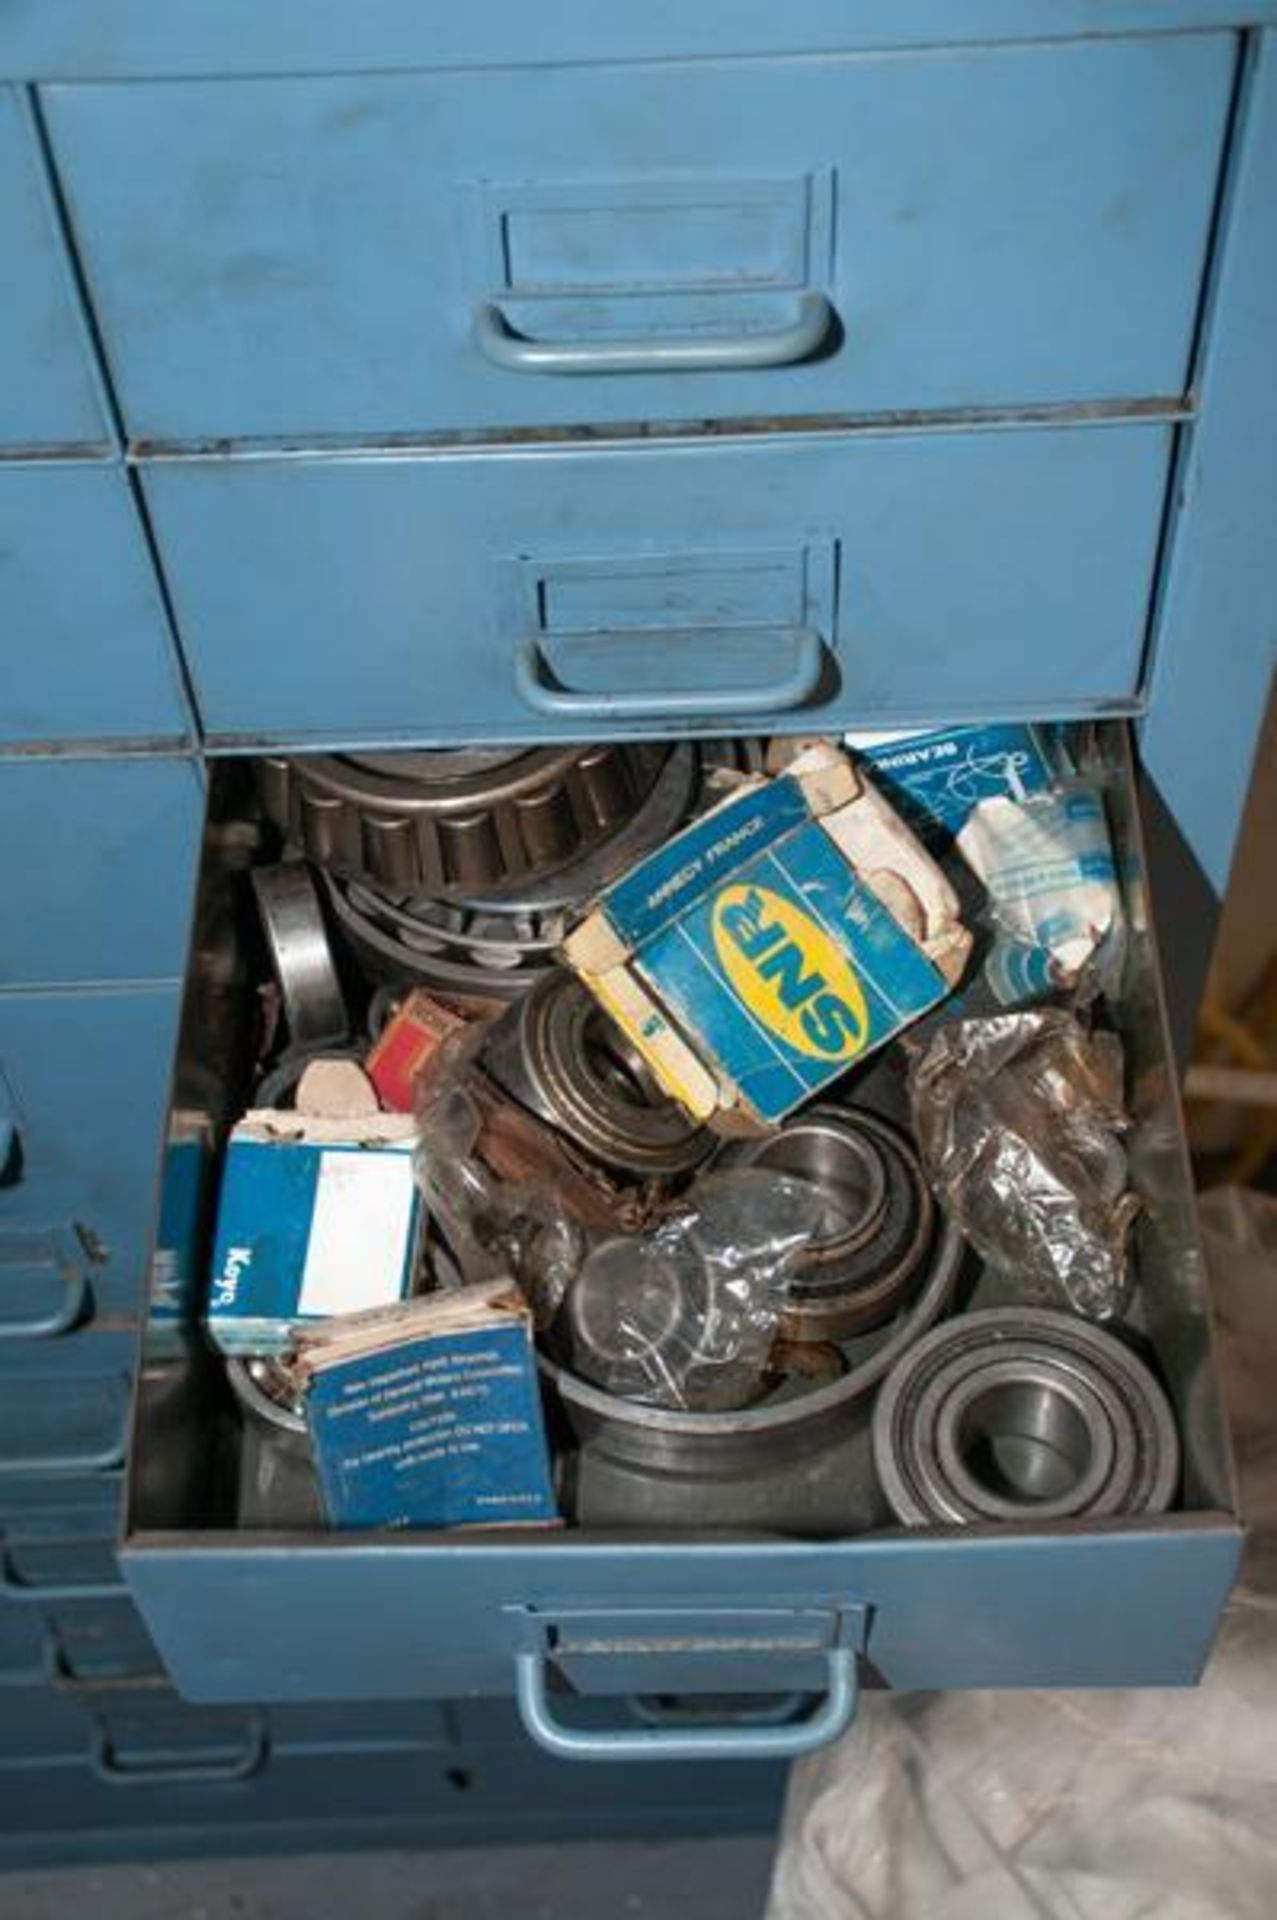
0 988 183 1323
0 87 108 450
120 1521 1241 1704
0 1 1274 79
0 0 1272 1824
0 465 192 748
0 759 202 985
1142 32 1277 895
45 41 1232 438
141 425 1173 745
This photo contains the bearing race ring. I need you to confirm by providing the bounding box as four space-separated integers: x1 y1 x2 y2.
921 1352 1123 1523
226 1356 308 1436
250 863 349 1049
728 1110 934 1342
872 1308 1180 1526
258 743 667 900
484 971 712 1178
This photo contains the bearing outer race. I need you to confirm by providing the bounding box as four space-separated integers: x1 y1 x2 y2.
732 1111 934 1342
486 973 711 1178
920 1351 1122 1522
872 1308 1180 1526
250 864 349 1048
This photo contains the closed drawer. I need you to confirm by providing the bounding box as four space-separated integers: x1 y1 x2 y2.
0 465 191 748
0 759 203 986
0 1471 126 1603
0 989 183 1331
120 725 1240 1757
143 423 1173 748
0 1353 131 1476
44 35 1233 441
0 88 108 452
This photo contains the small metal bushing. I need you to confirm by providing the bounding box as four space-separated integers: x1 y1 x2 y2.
483 971 713 1180
729 1109 933 1342
872 1307 1180 1526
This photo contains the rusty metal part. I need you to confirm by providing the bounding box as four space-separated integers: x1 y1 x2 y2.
872 1308 1180 1526
727 1110 933 1342
258 743 667 899
483 970 713 1179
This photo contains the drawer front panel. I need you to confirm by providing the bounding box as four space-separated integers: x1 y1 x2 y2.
143 424 1172 745
0 87 108 451
0 758 203 987
0 989 182 1329
45 36 1233 440
0 465 192 748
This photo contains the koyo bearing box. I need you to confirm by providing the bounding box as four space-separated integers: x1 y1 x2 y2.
565 743 971 1132
206 1112 423 1355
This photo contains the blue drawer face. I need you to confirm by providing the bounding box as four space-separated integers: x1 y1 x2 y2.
0 88 108 451
0 758 203 987
0 465 191 748
0 988 182 1332
143 424 1173 746
44 35 1233 440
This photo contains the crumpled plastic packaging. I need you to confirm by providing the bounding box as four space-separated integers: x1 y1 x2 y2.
909 1009 1139 1319
412 1023 822 1410
958 784 1124 1004
562 1170 822 1412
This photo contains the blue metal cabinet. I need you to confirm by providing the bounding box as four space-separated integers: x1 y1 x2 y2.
44 38 1233 440
0 988 184 1329
142 423 1173 747
0 466 192 749
0 759 203 987
0 86 109 452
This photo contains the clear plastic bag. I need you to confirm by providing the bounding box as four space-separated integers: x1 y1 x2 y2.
413 1024 821 1407
909 1009 1138 1319
563 1171 822 1412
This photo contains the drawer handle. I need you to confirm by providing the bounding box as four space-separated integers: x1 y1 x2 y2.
90 1713 268 1786
513 1645 858 1762
0 1547 123 1605
474 291 833 375
514 627 824 722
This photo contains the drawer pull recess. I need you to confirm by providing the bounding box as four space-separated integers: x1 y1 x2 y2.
474 290 834 375
514 627 824 722
513 1644 858 1762
90 1713 268 1786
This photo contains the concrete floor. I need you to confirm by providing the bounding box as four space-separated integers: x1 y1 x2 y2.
0 1837 777 1920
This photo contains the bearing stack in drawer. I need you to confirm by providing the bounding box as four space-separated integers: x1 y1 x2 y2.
112 723 1241 1765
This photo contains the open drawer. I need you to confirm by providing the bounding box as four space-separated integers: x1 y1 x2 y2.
118 723 1239 1762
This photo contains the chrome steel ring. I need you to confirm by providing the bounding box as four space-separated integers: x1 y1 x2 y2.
872 1308 1180 1526
250 863 350 1049
322 870 562 1004
483 970 713 1178
226 1356 308 1436
728 1110 934 1342
258 743 667 900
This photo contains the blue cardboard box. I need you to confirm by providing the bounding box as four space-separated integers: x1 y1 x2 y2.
295 1282 558 1531
565 744 970 1130
206 1113 422 1356
847 723 1063 844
